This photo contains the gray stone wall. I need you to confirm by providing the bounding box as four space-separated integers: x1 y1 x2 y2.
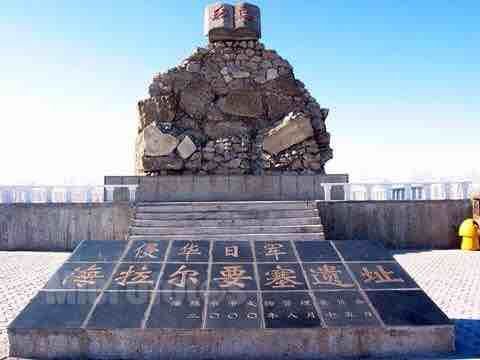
0 199 471 251
318 200 472 249
0 204 132 251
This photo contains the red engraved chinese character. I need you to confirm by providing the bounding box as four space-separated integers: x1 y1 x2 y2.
238 7 255 21
211 5 228 21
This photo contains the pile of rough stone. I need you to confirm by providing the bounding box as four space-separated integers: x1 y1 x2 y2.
136 39 332 175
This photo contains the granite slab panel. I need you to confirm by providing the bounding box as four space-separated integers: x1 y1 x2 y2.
8 239 455 359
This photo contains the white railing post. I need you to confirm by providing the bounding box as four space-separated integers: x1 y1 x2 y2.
344 184 351 201
45 187 53 203
105 186 114 202
404 184 412 200
365 184 374 201
461 182 471 199
324 184 332 201
128 186 138 202
423 184 431 200
384 184 392 201
443 183 452 200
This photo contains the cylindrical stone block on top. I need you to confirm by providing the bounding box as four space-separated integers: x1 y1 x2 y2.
204 3 235 41
204 2 261 42
234 2 261 40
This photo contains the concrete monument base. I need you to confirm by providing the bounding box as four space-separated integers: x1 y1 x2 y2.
9 326 454 359
9 240 454 359
105 174 349 202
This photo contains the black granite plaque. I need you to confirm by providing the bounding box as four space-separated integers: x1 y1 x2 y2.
262 292 321 328
107 262 163 291
43 262 115 290
146 291 205 328
366 290 452 326
348 262 419 290
210 263 257 291
257 263 307 291
86 291 151 329
167 240 210 263
206 292 261 328
11 240 452 333
68 240 127 262
333 240 394 261
10 291 99 329
212 241 253 262
303 263 356 290
123 240 169 262
294 241 340 262
254 241 297 262
314 291 380 327
159 263 209 291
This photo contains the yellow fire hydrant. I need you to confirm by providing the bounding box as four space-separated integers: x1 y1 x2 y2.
458 219 479 251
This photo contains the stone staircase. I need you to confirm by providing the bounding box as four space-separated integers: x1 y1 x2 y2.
128 201 325 241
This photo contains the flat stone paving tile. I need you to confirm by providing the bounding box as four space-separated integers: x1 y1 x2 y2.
347 262 420 290
262 291 322 328
107 262 162 291
257 263 308 291
43 262 115 290
146 291 205 329
9 291 98 329
209 263 257 291
303 262 357 290
254 240 297 262
212 240 253 262
333 240 394 261
67 240 127 262
122 240 169 262
86 291 152 329
205 292 262 328
366 290 452 327
166 240 210 263
158 263 209 291
294 240 340 262
314 290 381 327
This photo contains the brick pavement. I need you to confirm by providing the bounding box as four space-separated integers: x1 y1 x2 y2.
0 252 69 360
393 250 480 358
0 249 479 359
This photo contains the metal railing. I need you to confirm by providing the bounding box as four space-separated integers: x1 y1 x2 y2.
0 181 474 203
335 181 473 201
0 185 138 204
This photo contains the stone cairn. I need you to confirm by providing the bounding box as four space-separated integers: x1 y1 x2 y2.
136 2 333 176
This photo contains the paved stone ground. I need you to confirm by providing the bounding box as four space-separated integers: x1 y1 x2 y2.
0 252 69 360
0 249 479 359
393 250 480 359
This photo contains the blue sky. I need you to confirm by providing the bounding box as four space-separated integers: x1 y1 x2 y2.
0 1 478 184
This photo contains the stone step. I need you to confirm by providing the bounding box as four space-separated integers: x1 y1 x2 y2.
131 217 321 227
136 201 316 213
135 209 318 220
128 233 325 241
129 224 324 235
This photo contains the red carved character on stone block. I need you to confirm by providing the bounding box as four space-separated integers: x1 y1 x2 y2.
238 6 255 21
211 5 228 21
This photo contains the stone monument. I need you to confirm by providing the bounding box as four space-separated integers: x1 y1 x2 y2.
135 2 332 176
8 4 454 359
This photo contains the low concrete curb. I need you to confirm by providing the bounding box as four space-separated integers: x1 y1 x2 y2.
9 326 454 359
